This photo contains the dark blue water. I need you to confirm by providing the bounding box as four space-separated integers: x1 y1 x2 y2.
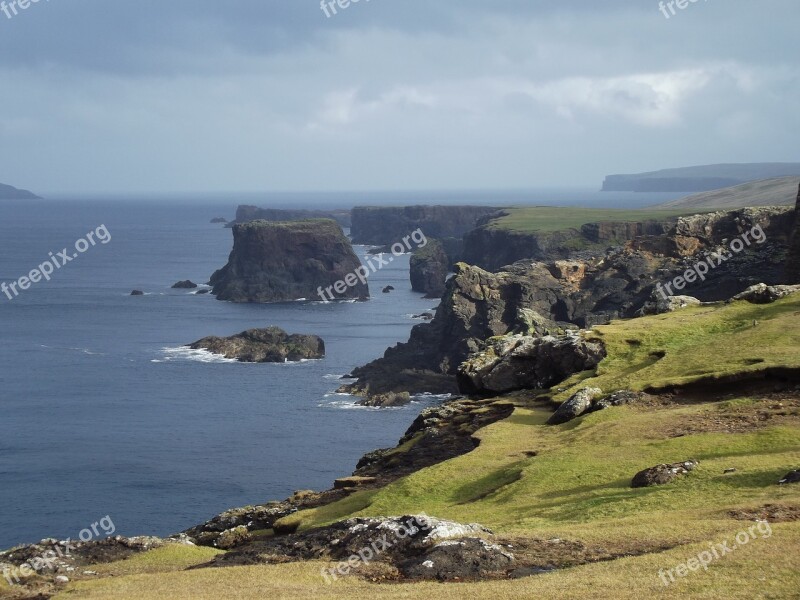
0 199 447 548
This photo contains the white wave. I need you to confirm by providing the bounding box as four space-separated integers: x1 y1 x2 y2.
155 346 239 364
323 373 351 380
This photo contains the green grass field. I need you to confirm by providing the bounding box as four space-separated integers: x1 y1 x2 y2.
486 206 703 234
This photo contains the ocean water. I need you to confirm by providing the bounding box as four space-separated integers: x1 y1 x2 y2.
0 199 449 548
0 190 680 548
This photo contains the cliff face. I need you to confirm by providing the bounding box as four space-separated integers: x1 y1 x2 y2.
350 206 497 245
210 220 368 303
409 239 450 297
462 220 672 271
232 206 352 228
342 207 795 398
787 184 800 284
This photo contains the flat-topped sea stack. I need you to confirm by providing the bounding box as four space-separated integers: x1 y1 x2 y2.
230 205 352 228
210 219 369 303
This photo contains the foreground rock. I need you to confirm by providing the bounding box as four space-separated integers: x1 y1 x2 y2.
208 515 514 581
638 294 703 316
631 460 699 488
210 219 369 303
457 335 606 396
189 327 324 363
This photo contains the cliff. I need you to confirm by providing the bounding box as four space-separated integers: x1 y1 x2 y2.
602 162 800 192
463 215 672 271
350 205 497 245
787 184 800 284
342 207 795 399
231 205 352 228
210 219 368 303
0 182 41 200
409 239 450 297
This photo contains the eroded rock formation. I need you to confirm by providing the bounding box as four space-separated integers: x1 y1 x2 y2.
210 219 368 303
189 327 324 363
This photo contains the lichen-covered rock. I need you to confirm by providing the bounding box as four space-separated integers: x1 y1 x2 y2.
631 460 699 488
189 327 324 363
547 388 604 425
210 219 368 302
358 391 411 407
638 294 703 316
457 335 606 396
732 283 800 304
399 538 515 581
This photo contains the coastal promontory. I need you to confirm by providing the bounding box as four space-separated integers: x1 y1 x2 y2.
210 219 369 303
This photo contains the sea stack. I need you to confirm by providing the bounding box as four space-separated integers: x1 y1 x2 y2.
210 219 369 303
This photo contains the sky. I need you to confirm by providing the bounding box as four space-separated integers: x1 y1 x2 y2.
0 0 798 194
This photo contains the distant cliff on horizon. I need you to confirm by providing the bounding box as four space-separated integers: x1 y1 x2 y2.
602 163 800 193
0 182 41 200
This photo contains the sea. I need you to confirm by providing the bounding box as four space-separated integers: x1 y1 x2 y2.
0 188 679 548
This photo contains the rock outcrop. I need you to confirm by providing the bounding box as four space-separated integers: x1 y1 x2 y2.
631 460 699 488
350 206 497 245
230 205 352 228
172 280 198 289
732 283 800 304
341 207 795 399
189 327 324 363
210 219 369 303
457 335 606 396
786 184 800 284
410 239 450 297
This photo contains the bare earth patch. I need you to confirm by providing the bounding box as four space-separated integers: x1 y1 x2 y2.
728 504 800 523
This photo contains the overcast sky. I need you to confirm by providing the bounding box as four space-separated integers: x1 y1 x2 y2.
0 0 797 194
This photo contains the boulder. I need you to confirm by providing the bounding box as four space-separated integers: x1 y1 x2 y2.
130 290 144 296
189 327 324 363
638 294 702 316
732 283 800 304
457 335 606 396
778 470 800 485
547 388 603 425
172 280 198 289
399 538 515 580
631 460 699 488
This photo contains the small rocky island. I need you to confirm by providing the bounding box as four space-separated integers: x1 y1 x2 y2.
210 219 369 303
189 327 325 363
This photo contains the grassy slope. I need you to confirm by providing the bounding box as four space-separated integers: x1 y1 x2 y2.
48 297 800 599
486 206 695 234
659 177 799 210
